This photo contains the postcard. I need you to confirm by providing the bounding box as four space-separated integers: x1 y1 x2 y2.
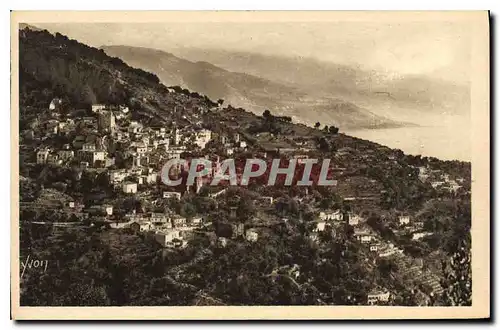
10 10 490 320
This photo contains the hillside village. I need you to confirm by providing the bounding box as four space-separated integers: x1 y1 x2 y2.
18 27 472 307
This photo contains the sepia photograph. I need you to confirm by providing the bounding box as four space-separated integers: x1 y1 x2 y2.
10 10 490 320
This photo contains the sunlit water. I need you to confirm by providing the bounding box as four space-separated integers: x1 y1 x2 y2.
346 122 471 162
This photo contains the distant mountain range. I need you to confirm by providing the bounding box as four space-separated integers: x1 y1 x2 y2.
172 48 471 116
101 45 411 129
23 21 470 130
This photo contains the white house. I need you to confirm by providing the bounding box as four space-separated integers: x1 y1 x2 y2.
123 182 138 194
354 230 373 243
359 235 373 243
287 264 301 280
347 213 362 226
77 150 106 166
150 213 170 224
194 129 212 149
109 169 127 184
91 104 106 113
172 215 187 227
367 290 391 304
378 246 403 258
36 149 50 164
412 232 432 240
309 233 319 243
319 210 342 221
418 167 430 182
155 229 183 248
191 217 203 227
217 237 228 248
315 221 326 232
82 142 96 151
431 181 445 189
130 142 148 155
163 191 181 200
398 215 411 225
128 121 143 134
109 221 132 229
173 128 183 145
49 98 62 110
124 212 147 223
102 204 113 216
119 105 129 114
245 229 259 242
447 181 462 193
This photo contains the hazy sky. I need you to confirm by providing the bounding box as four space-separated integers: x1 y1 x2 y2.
37 21 471 83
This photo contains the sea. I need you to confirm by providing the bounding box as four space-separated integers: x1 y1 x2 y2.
345 120 471 162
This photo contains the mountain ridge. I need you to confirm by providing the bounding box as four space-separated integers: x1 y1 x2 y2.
171 47 471 117
100 45 408 130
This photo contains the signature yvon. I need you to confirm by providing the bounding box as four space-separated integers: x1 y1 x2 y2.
21 255 48 279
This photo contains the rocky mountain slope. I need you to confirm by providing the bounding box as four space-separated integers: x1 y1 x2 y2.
19 28 220 130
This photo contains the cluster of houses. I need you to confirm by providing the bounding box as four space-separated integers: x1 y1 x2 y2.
309 209 364 243
32 102 252 247
214 221 261 247
393 215 433 241
109 209 204 248
418 166 464 193
369 241 404 258
311 208 434 261
315 209 361 228
370 215 434 258
34 102 255 195
26 99 455 306
36 101 215 164
211 130 247 156
32 102 287 250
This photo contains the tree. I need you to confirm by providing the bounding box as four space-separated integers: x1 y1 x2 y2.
263 109 271 120
181 202 197 218
377 259 398 278
237 197 256 221
441 236 472 306
314 122 321 129
318 137 330 152
329 126 339 134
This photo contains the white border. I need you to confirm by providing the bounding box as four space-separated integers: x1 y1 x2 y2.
2 1 497 329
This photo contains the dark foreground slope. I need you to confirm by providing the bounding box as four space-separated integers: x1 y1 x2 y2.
19 28 219 131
